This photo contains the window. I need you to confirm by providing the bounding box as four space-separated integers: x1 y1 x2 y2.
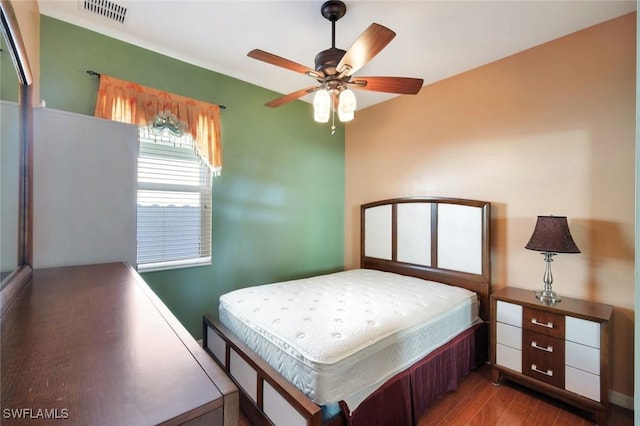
137 126 212 272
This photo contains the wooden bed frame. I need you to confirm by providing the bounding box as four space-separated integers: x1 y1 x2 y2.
203 196 491 426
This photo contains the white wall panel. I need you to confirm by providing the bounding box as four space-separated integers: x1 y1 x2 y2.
230 348 257 403
364 205 392 260
206 327 227 368
397 202 431 266
437 204 482 274
33 108 137 268
263 381 306 426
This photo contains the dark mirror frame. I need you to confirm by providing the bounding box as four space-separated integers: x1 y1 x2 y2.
0 0 33 315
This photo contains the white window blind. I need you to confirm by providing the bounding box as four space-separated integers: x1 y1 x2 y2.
137 127 212 272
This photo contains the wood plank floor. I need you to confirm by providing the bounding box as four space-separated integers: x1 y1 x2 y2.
417 364 632 425
239 364 633 425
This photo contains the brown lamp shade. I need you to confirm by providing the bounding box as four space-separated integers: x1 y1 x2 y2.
525 216 580 254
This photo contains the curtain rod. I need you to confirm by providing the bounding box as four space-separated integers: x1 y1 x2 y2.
86 70 226 109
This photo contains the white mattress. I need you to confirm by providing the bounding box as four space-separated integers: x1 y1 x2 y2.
219 268 480 411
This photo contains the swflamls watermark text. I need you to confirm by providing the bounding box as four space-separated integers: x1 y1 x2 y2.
3 408 70 420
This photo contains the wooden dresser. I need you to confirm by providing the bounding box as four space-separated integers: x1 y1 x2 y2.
1 262 238 425
490 287 613 425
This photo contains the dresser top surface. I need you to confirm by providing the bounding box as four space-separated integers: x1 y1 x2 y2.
1 262 225 425
492 286 613 322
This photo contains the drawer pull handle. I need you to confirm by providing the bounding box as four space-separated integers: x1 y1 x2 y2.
531 341 553 352
531 364 553 377
531 318 553 329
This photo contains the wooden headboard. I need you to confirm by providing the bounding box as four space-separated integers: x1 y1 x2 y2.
361 196 491 321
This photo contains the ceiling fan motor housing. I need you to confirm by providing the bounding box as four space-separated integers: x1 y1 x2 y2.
315 47 346 76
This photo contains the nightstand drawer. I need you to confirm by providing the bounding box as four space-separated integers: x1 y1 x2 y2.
566 366 600 402
566 316 600 348
496 300 522 327
566 340 600 375
523 329 563 359
496 343 522 373
523 330 564 387
524 357 564 388
496 322 521 349
523 307 564 339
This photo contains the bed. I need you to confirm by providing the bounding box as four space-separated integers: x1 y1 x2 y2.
203 196 491 426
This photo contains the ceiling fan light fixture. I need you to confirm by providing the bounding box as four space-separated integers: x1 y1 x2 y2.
248 0 423 129
338 88 356 122
313 89 331 123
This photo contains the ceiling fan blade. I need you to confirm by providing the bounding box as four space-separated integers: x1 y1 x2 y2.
265 86 318 108
348 76 424 95
248 49 323 79
336 23 396 77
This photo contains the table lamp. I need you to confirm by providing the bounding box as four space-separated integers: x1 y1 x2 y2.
525 215 580 304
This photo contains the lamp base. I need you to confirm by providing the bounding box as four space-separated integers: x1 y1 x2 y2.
534 289 561 305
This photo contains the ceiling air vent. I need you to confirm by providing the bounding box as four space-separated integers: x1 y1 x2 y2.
81 0 128 24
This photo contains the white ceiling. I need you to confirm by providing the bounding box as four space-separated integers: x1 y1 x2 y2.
38 0 636 110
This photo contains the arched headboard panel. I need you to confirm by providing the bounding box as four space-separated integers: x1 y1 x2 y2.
361 197 491 321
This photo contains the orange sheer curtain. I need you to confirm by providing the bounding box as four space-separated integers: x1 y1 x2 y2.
94 74 222 174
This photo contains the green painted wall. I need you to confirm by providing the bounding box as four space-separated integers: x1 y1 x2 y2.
1 34 19 101
39 16 345 338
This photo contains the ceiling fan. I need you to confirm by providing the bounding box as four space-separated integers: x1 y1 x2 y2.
247 0 424 124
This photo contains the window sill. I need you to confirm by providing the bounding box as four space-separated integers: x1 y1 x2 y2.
137 257 212 273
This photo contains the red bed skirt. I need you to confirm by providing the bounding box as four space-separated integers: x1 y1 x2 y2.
342 322 487 426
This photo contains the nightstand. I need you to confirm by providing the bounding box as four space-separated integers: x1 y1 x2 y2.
490 287 613 425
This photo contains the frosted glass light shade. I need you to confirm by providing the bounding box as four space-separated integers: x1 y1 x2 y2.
313 89 331 123
338 89 356 122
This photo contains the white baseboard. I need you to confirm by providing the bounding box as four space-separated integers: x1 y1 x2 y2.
610 390 634 410
197 338 203 347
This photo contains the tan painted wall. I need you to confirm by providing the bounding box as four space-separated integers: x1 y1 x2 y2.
345 13 636 400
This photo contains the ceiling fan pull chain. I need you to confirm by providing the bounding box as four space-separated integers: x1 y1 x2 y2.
331 108 336 135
